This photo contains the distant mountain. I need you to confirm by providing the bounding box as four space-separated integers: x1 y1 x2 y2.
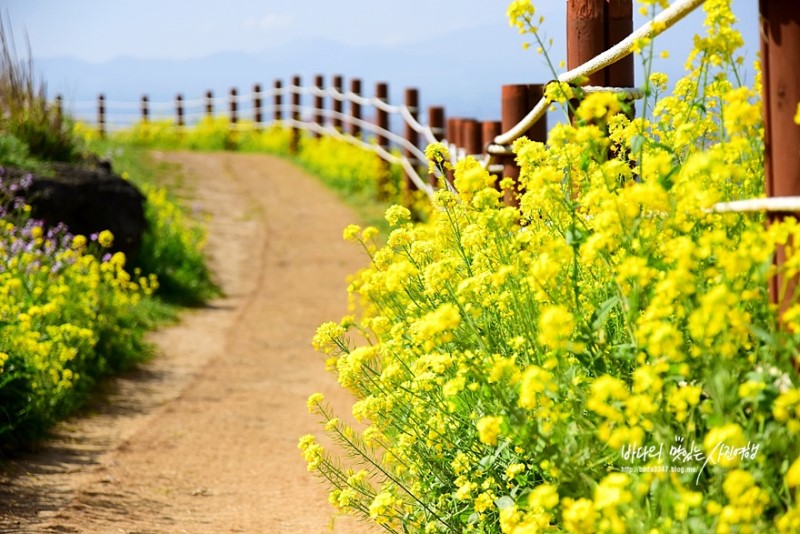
36 22 561 126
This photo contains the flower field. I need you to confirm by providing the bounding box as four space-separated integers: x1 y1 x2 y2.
301 0 800 532
0 171 154 447
0 135 216 450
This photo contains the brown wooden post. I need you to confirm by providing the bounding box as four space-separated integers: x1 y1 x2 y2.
567 0 606 86
403 88 420 202
273 80 282 122
253 83 263 126
761 0 800 310
501 84 547 205
229 87 238 125
526 84 548 143
205 90 214 118
501 86 523 205
607 0 634 88
482 120 502 188
375 82 390 200
176 94 184 127
446 117 461 185
482 120 501 154
350 78 362 138
140 95 149 123
313 74 324 138
461 119 482 156
567 0 633 87
97 93 105 138
447 117 461 150
332 75 344 131
428 106 445 187
290 75 301 153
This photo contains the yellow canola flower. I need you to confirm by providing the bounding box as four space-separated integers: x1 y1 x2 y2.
343 224 361 242
71 235 87 250
704 423 746 467
369 491 396 524
562 497 597 533
384 205 411 227
306 392 325 414
786 456 800 488
477 415 503 446
537 305 575 351
576 92 622 123
528 483 559 511
97 229 114 248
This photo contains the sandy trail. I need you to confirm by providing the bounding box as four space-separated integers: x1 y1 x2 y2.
0 151 376 533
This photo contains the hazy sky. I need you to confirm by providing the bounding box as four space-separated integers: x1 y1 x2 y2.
1 1 762 124
4 0 520 62
4 0 758 63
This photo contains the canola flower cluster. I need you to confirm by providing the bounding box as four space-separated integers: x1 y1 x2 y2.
303 1 800 532
111 117 293 154
0 169 157 445
136 182 216 303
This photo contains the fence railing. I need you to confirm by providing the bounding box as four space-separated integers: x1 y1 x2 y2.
63 0 719 204
60 1 797 213
57 0 800 307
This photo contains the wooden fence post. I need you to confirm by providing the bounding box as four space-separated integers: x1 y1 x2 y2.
375 82 390 200
253 83 263 126
428 106 445 187
501 84 547 205
404 87 420 203
290 75 301 153
446 117 461 185
97 93 105 138
274 80 282 122
229 87 238 126
314 74 324 138
332 75 344 131
350 78 362 138
607 0 634 88
501 86 524 204
176 93 184 128
567 0 605 86
761 0 800 310
482 120 501 154
482 120 502 188
567 0 633 87
205 90 214 119
461 119 482 157
141 95 149 123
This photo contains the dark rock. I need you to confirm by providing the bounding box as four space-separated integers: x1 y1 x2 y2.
5 160 146 259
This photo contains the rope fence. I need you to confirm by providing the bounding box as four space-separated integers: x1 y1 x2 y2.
59 0 796 228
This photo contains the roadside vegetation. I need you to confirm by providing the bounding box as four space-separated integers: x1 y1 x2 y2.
0 19 217 449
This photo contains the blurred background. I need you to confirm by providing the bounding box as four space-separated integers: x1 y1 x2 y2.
3 0 760 125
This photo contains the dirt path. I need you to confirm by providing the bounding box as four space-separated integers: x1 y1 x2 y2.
0 152 377 533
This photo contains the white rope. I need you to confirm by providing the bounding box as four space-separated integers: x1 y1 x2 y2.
560 0 704 85
283 118 435 198
493 0 704 147
713 197 800 214
181 97 208 107
276 104 427 163
300 85 406 114
252 88 279 99
399 105 438 144
69 100 97 109
102 100 142 110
